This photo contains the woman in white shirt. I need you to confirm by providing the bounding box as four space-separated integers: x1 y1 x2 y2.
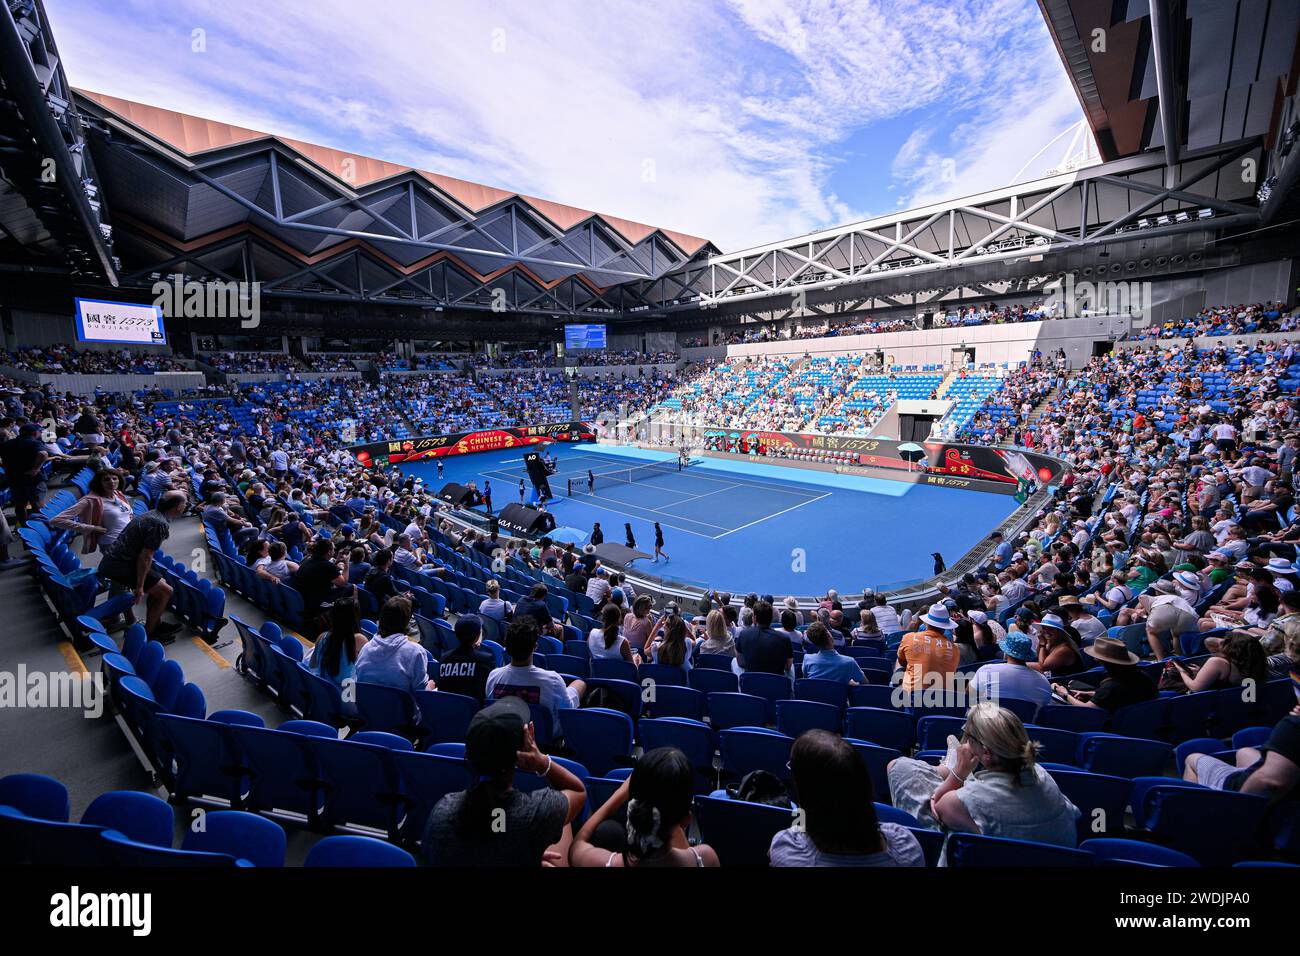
588 602 638 664
51 469 134 553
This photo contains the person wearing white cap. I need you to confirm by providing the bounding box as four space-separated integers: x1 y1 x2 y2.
1266 557 1297 593
894 604 960 695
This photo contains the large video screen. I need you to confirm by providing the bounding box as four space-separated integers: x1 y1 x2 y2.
563 323 606 350
75 298 167 346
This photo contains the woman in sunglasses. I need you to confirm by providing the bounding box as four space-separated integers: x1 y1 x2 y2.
888 702 1079 847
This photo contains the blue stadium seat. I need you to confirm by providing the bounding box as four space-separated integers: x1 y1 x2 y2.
706 692 767 731
180 810 287 867
304 835 416 867
693 795 793 867
719 728 793 781
557 708 635 776
845 707 916 752
775 699 842 737
945 832 1090 867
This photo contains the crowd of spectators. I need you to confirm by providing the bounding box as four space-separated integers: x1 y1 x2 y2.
1125 302 1294 341
199 351 298 373
4 346 189 375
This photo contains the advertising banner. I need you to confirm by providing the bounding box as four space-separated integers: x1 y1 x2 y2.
350 421 596 468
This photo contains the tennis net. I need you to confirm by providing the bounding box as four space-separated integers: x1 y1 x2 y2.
567 458 691 495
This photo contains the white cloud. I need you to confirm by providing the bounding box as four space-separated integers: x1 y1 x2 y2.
45 0 1084 252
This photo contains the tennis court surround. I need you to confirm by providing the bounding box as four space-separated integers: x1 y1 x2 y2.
402 443 1018 594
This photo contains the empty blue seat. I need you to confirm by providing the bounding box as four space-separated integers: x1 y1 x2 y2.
392 751 474 844
638 718 718 792
304 834 416 867
775 700 842 737
1077 733 1172 778
557 708 635 776
181 810 287 867
638 662 689 687
845 707 915 752
157 714 249 808
688 668 738 695
414 690 478 745
591 658 638 683
1047 767 1131 839
1080 837 1199 867
794 678 848 709
354 681 419 738
645 684 706 722
706 692 767 731
101 830 239 867
946 832 1090 867
1132 782 1268 865
1035 705 1107 734
311 735 405 839
719 728 793 781
739 672 794 723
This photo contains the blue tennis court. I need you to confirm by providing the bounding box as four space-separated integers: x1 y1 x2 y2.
401 443 1019 594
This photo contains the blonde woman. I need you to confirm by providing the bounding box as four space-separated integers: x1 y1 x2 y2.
887 702 1079 846
697 608 736 657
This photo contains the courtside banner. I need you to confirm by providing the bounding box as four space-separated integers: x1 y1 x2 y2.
350 421 596 468
697 428 1065 488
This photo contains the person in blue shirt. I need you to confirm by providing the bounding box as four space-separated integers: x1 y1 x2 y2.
801 621 867 684
990 531 1013 571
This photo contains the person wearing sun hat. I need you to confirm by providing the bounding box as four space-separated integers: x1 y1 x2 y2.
1028 612 1085 677
1266 556 1298 594
1052 636 1158 712
422 695 587 867
972 629 1053 711
895 603 960 695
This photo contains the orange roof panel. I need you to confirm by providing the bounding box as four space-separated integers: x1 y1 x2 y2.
78 89 711 256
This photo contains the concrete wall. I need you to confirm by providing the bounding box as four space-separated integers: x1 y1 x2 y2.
0 366 205 396
719 315 1134 369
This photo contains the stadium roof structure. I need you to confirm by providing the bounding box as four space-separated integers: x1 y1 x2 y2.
1039 0 1300 165
0 0 117 286
74 90 715 317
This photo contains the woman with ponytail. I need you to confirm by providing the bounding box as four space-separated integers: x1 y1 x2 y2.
887 702 1080 847
569 747 719 867
423 696 586 866
587 601 637 664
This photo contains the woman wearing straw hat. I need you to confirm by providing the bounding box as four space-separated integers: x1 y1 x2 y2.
1051 637 1158 713
886 702 1079 847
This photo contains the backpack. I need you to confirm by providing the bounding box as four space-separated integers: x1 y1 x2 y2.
726 770 792 809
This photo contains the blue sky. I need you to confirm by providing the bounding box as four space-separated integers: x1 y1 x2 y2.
45 0 1085 252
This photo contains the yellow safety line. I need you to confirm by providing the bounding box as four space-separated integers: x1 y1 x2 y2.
58 641 90 677
191 636 232 669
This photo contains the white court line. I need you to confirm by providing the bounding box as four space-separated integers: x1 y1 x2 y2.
572 486 733 533
662 482 744 509
713 490 834 539
563 490 727 539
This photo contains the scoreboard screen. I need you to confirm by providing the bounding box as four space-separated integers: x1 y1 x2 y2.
75 298 167 346
563 324 607 350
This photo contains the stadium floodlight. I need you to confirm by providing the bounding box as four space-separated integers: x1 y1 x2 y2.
1197 208 1214 219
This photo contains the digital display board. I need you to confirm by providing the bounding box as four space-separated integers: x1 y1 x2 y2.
563 324 606 350
74 298 167 346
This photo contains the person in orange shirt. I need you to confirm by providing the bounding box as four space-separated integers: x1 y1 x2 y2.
896 604 961 694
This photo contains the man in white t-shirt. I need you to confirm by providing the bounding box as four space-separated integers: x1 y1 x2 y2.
1211 420 1238 460
485 619 586 728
